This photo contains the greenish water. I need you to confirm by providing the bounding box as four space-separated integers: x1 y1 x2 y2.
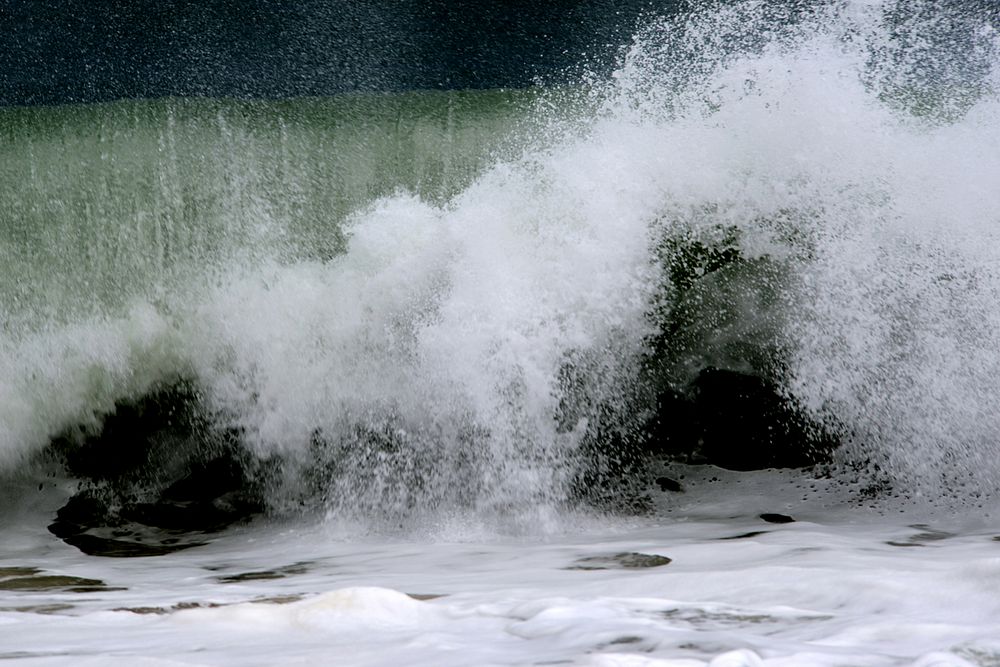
0 89 557 326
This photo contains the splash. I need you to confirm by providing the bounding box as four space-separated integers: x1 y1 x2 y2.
610 0 1000 500
3 0 999 529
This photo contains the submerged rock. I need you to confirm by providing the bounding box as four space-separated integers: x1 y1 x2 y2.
0 570 116 593
886 525 955 548
567 552 672 570
0 567 41 578
216 562 311 584
115 596 304 616
719 530 770 540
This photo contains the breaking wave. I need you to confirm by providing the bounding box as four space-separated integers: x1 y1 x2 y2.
2 0 999 534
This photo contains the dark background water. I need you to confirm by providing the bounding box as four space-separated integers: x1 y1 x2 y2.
2 1 996 107
0 0 682 106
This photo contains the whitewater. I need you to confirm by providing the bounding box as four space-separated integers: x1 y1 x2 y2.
2 1 1000 664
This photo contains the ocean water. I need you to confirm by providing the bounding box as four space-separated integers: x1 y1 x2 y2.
2 1 1000 664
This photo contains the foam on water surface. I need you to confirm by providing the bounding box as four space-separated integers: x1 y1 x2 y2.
2 472 1000 666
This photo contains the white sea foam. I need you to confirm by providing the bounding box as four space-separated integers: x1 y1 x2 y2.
3 475 1000 666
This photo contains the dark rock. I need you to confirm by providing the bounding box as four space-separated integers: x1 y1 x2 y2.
759 513 795 524
115 596 304 616
0 574 108 592
886 526 954 548
120 495 251 533
61 533 207 558
47 492 109 539
692 368 827 471
0 567 41 578
161 455 249 503
656 476 683 492
52 381 202 482
567 552 672 570
719 530 770 540
217 570 287 583
216 562 310 584
46 380 266 556
639 367 837 471
553 223 840 512
640 222 840 472
606 637 644 646
905 525 954 543
0 603 75 615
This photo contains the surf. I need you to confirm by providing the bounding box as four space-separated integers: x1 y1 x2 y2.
1 0 999 553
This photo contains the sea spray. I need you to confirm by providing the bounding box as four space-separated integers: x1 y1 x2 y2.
609 0 1000 501
0 91 541 325
2 0 999 532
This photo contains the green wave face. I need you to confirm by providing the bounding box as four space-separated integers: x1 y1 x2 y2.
0 90 547 326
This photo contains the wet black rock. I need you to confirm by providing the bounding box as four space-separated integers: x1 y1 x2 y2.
641 222 839 471
533 223 841 514
692 368 830 471
759 513 795 524
47 380 267 557
0 574 109 593
62 533 206 558
642 367 837 471
0 567 122 593
656 476 683 492
567 552 672 570
216 562 310 584
719 530 770 540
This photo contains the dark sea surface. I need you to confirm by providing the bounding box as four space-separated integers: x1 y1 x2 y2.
1 0 682 105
